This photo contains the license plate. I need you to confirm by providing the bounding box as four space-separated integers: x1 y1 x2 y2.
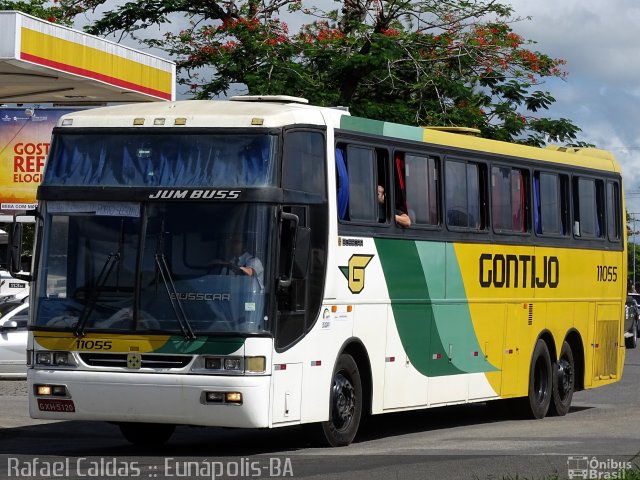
37 398 75 412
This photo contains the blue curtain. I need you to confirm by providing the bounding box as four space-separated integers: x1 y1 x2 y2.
336 147 349 220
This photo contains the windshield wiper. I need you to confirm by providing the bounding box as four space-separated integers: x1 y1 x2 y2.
75 219 126 337
154 221 196 341
74 251 120 337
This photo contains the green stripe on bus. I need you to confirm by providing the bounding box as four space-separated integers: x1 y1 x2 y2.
375 238 497 376
340 116 425 142
155 336 245 355
383 122 424 142
340 116 385 136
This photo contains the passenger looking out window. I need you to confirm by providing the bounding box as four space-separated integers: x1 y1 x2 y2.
378 185 411 227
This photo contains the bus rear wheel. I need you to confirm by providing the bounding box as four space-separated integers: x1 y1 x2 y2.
306 353 362 447
522 339 552 419
549 341 575 416
119 422 176 446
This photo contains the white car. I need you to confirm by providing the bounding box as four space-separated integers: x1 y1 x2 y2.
0 299 29 378
0 269 29 301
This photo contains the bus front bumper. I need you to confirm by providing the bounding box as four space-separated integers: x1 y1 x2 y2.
28 369 271 428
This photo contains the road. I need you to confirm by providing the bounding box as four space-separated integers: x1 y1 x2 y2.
1 347 639 480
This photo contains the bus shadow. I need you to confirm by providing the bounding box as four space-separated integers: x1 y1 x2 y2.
353 401 594 444
0 420 307 456
0 402 595 457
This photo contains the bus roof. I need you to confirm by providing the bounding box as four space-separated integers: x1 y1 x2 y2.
56 98 347 130
56 97 620 174
339 115 621 174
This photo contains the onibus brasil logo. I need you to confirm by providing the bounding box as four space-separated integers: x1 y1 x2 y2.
339 255 374 294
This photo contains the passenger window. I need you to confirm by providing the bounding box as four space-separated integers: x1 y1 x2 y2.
376 150 390 223
392 153 413 228
533 171 569 235
573 177 605 238
335 144 377 223
445 159 485 230
347 146 376 222
404 153 439 226
606 181 621 241
492 166 527 233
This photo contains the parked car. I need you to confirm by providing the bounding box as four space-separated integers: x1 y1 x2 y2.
0 298 29 378
624 295 639 349
0 269 29 302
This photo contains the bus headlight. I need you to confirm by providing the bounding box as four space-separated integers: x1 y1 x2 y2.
53 353 70 366
35 352 52 365
35 384 68 396
34 351 75 367
224 358 242 371
205 357 222 370
199 355 266 374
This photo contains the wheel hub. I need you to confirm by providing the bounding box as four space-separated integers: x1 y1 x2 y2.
557 358 574 398
332 373 355 430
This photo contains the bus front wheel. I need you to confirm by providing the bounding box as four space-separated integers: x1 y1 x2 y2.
523 339 553 419
119 422 176 446
306 353 362 447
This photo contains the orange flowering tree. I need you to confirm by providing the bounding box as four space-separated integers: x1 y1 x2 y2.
14 0 583 145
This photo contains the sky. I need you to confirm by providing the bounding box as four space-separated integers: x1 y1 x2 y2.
132 0 640 214
61 0 640 215
505 0 640 215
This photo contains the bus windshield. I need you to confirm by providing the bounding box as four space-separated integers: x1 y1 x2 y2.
35 202 272 335
44 132 278 187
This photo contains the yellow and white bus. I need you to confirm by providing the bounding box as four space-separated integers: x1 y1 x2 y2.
16 96 626 447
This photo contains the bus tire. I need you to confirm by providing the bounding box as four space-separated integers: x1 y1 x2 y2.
306 353 362 447
523 339 553 419
549 341 575 416
119 422 175 446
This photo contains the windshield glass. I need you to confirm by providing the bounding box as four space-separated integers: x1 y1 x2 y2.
44 133 278 187
35 202 272 335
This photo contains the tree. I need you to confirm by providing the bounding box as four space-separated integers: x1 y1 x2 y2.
0 0 72 23
10 0 583 146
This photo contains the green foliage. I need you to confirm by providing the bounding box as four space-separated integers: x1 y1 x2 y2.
0 0 74 24
13 0 585 145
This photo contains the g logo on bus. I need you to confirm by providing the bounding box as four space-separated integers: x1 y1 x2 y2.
339 254 374 294
127 352 142 370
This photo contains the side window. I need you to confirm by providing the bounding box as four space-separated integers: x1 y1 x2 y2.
392 152 411 227
445 159 485 230
347 146 376 222
376 149 389 223
491 166 527 233
335 143 377 223
533 171 569 235
282 131 326 195
607 181 621 241
573 177 605 238
404 153 439 226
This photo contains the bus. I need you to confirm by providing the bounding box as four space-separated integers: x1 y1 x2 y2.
13 95 626 447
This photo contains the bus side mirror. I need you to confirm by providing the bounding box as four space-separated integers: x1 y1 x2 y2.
7 221 32 282
8 222 22 274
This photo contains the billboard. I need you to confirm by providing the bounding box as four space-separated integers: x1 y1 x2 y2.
0 107 79 218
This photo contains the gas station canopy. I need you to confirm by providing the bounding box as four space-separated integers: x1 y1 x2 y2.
0 11 175 104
